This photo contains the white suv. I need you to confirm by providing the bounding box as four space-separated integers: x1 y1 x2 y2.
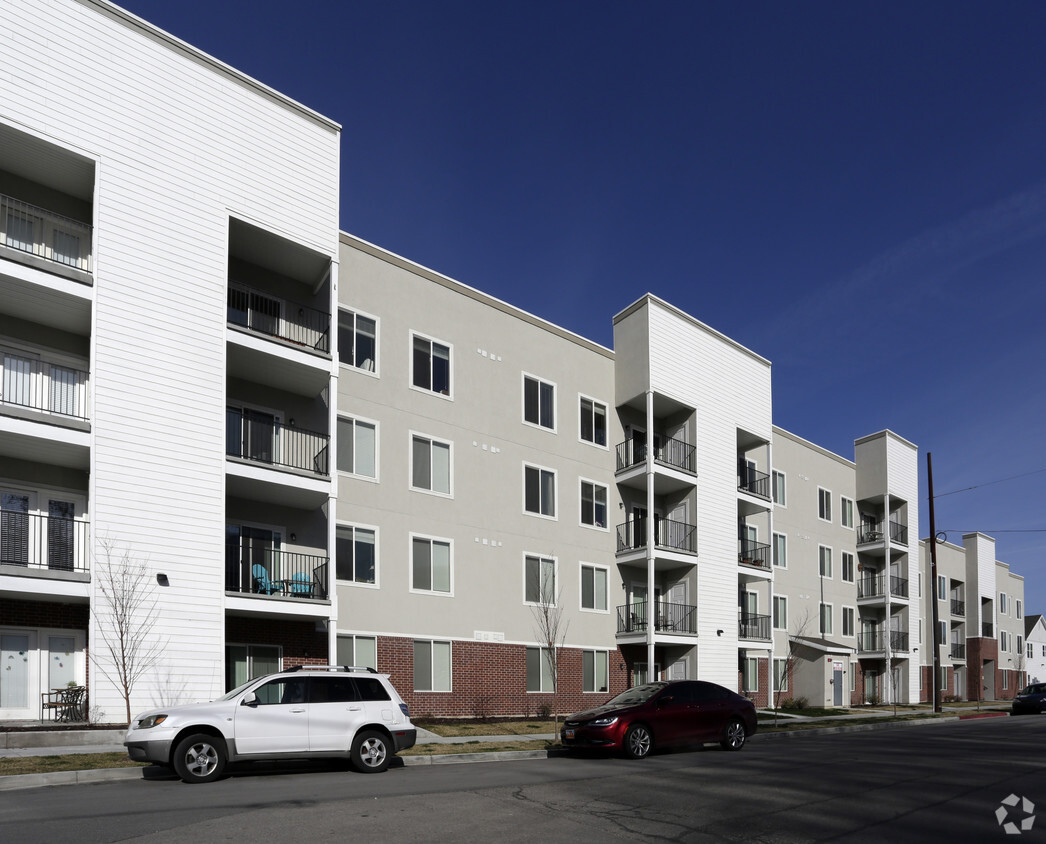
124 665 417 783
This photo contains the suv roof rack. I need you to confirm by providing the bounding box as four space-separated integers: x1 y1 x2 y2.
285 664 378 674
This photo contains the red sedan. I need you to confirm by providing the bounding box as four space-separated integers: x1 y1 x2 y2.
561 680 757 758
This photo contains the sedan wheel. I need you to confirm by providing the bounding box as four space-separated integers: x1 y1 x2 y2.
624 723 652 759
720 718 746 751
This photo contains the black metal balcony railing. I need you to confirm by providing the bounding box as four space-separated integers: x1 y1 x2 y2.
738 538 771 570
0 508 89 572
737 466 770 499
950 642 966 660
614 435 696 474
0 353 89 420
889 520 908 545
858 631 884 653
226 547 329 600
857 522 884 544
951 598 966 616
1 192 93 274
227 284 331 353
738 614 772 641
982 623 993 637
616 601 697 635
857 575 885 600
226 408 329 475
890 576 909 599
615 518 697 555
890 630 909 652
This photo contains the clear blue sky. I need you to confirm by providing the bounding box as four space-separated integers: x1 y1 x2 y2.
119 1 1046 609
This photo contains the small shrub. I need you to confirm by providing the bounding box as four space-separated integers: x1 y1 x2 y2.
780 696 808 711
865 694 881 707
471 695 493 721
537 703 552 719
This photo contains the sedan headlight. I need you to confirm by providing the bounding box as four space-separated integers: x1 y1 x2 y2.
590 716 619 727
136 714 168 729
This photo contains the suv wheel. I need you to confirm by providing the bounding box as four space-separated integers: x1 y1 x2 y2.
172 733 226 783
351 730 390 773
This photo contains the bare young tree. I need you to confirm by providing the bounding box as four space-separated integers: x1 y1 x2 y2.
92 537 165 725
530 562 569 736
773 609 812 727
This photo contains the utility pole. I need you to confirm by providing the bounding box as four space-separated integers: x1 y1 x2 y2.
927 452 942 714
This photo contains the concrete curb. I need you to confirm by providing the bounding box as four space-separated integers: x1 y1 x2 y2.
0 766 146 791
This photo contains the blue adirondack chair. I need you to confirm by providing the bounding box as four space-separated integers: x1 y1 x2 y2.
287 571 313 598
252 564 278 595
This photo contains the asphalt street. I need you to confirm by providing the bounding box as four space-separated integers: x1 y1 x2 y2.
2 716 1043 842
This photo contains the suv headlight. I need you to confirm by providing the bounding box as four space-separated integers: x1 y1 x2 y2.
590 716 619 727
137 714 168 729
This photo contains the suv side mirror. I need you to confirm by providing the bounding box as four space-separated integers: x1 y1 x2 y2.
242 691 258 707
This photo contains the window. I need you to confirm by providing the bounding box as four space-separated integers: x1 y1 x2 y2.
1028 643 1034 659
818 488 832 522
937 576 947 601
253 677 306 706
1018 635 1024 655
412 333 451 396
850 663 856 692
225 644 280 691
743 657 759 693
526 647 554 692
335 525 376 585
917 572 922 597
524 464 556 517
1003 670 1009 691
411 535 452 594
1017 600 1023 620
338 309 377 373
819 603 833 636
1000 630 1010 652
414 640 451 691
580 480 608 528
841 551 854 583
336 635 377 671
919 619 923 645
579 396 607 446
337 416 376 478
1000 592 1008 614
842 607 855 637
773 658 788 692
819 546 833 578
525 555 556 605
773 595 788 630
411 434 451 495
580 564 608 611
771 471 786 506
523 375 555 430
841 497 854 528
582 650 609 692
772 533 787 568
937 621 947 646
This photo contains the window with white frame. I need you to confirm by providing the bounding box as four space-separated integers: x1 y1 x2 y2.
335 525 376 585
773 595 788 630
524 464 556 517
580 564 608 611
337 416 376 478
1000 630 1010 652
773 658 788 692
841 496 854 528
850 663 856 692
582 650 609 692
525 555 556 605
413 640 451 691
336 635 377 671
841 551 854 583
1028 642 1034 659
819 546 833 578
919 618 923 644
743 657 759 692
1018 635 1024 655
579 396 607 446
818 488 832 521
937 621 947 645
411 535 452 594
523 374 555 430
1003 670 1009 690
917 572 922 597
772 470 786 506
820 603 833 636
842 606 855 637
580 480 608 528
938 576 947 601
772 533 787 568
1000 592 1008 614
1017 599 1023 619
411 434 451 495
411 333 451 396
338 309 377 373
526 646 554 692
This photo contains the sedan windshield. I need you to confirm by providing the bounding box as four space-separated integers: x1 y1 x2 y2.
603 683 668 707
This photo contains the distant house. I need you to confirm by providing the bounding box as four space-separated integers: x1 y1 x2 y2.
1026 615 1046 685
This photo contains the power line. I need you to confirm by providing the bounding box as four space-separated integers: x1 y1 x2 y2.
938 529 1046 534
933 467 1046 499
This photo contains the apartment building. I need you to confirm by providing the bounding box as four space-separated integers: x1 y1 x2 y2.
918 534 1026 701
0 0 340 721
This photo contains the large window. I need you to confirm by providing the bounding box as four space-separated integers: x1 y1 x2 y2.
411 434 451 495
582 651 609 693
1017 600 1023 619
580 564 608 611
337 416 376 478
771 470 786 506
526 647 554 692
819 603 833 636
225 644 280 691
743 657 759 693
579 480 607 528
773 658 788 693
412 333 451 396
842 606 855 637
841 551 854 583
411 535 452 594
1000 592 1008 614
336 525 376 585
523 375 555 430
525 555 556 605
819 546 833 578
414 640 451 691
818 488 832 522
579 396 607 446
524 464 556 517
338 309 377 372
773 595 788 630
335 635 377 671
841 496 854 529
772 533 787 568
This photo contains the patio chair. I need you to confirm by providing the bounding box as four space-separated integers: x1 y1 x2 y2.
286 571 313 598
252 564 279 595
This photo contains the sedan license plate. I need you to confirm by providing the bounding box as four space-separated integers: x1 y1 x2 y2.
564 729 575 740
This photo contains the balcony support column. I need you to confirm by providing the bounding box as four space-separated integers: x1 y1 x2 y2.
646 390 655 679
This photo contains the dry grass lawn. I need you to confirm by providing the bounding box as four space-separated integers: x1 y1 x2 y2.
416 720 557 737
0 752 146 777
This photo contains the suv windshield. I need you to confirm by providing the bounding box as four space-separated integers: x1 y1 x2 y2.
216 678 259 701
604 683 668 707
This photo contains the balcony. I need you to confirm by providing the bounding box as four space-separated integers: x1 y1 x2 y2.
858 631 885 653
888 521 908 545
228 284 330 354
857 520 908 546
737 466 770 500
0 508 89 573
616 601 696 635
226 408 329 476
615 435 695 474
950 642 966 660
226 549 329 600
856 574 908 601
890 630 909 652
890 576 909 599
738 614 772 641
738 538 771 571
615 518 697 556
982 623 993 637
1 193 92 275
951 598 965 616
0 353 89 421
